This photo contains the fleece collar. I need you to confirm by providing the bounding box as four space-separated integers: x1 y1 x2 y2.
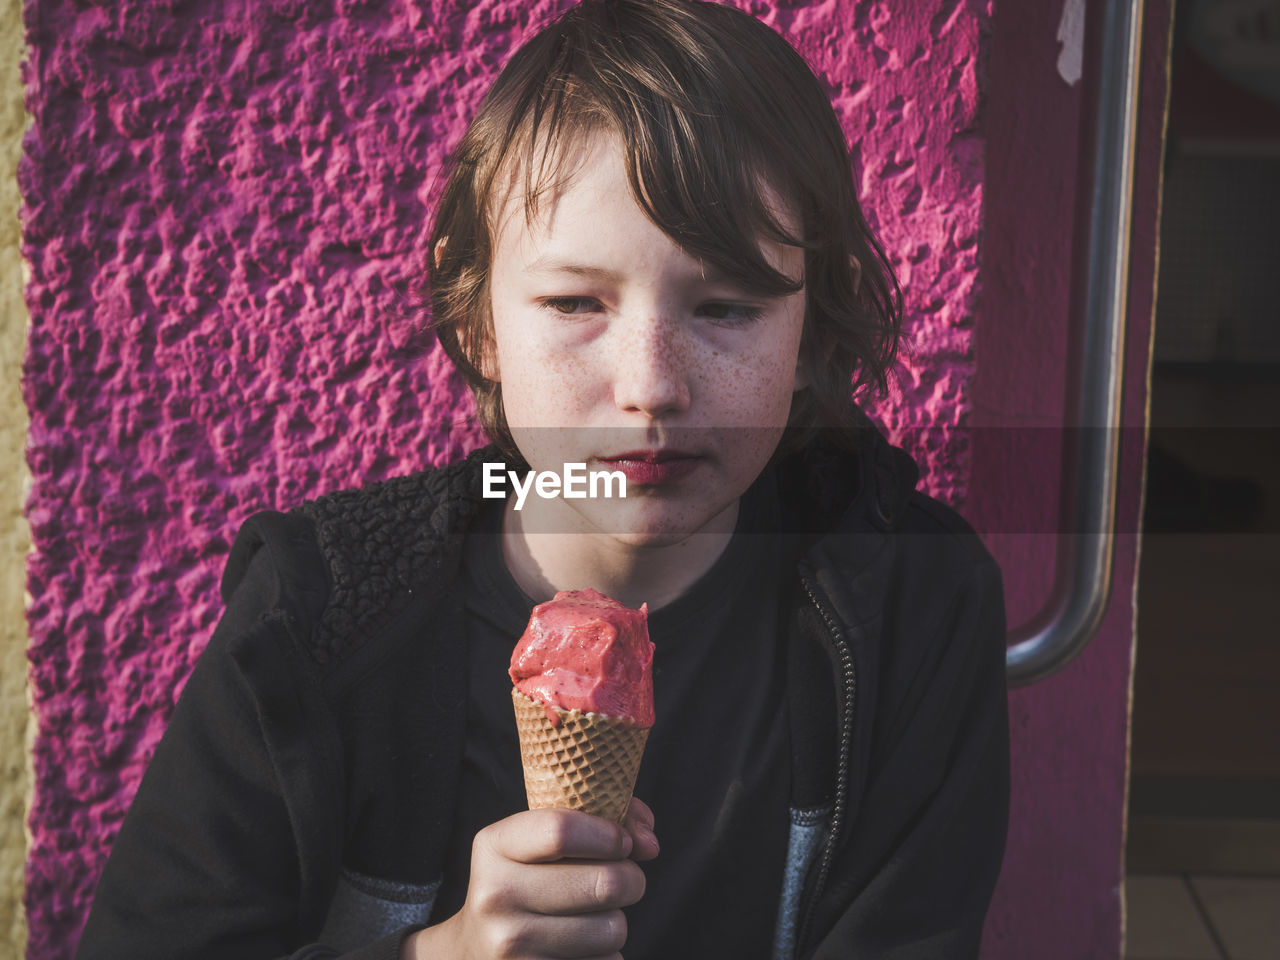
773 407 921 544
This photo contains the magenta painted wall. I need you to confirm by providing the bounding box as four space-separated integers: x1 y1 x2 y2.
18 0 1162 957
970 0 1169 957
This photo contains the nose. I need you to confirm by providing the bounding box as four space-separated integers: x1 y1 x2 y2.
610 314 692 418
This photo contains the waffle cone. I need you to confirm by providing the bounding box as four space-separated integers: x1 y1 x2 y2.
511 688 649 824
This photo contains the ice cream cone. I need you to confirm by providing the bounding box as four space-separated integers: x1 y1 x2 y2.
512 688 649 824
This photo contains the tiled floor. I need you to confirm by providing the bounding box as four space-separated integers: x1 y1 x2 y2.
1124 874 1280 960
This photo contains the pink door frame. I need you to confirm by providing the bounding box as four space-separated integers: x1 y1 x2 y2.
973 1 1169 957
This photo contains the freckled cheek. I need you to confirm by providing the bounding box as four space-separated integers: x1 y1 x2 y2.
500 342 602 427
695 349 799 427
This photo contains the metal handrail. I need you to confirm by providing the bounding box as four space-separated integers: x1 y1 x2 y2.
1005 0 1145 686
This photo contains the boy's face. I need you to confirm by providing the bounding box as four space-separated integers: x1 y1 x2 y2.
486 130 807 546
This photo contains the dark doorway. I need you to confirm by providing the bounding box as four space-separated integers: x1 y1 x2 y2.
1125 2 1280 957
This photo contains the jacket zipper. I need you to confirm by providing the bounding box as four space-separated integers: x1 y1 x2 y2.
795 572 857 957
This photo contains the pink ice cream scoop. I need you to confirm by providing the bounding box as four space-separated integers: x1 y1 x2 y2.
509 588 655 728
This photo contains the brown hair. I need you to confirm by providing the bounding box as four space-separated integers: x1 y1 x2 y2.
426 0 901 456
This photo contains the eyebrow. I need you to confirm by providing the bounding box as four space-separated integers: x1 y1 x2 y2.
526 258 624 281
526 256 733 284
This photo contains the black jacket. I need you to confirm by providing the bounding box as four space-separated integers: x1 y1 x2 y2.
78 419 1009 959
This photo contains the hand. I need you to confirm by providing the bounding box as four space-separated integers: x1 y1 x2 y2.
402 798 659 959
620 797 659 863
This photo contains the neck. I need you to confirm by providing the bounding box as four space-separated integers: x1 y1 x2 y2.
500 497 739 610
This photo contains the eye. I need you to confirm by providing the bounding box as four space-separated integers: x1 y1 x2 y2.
699 302 766 326
539 297 602 316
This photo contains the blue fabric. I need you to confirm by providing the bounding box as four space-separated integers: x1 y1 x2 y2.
318 870 440 951
773 806 833 960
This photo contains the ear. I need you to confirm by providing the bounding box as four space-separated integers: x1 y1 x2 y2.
793 347 810 392
479 338 500 382
469 310 500 382
436 236 500 381
793 306 812 391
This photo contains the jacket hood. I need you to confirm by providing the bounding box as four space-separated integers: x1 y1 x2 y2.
773 405 921 543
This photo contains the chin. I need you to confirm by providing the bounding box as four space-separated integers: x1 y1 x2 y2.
583 498 733 547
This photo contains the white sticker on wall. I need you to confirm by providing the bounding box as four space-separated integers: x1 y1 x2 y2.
1057 0 1086 85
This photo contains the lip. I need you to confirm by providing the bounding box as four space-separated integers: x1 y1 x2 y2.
596 450 703 485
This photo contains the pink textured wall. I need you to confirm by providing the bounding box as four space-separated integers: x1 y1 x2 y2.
20 1 992 956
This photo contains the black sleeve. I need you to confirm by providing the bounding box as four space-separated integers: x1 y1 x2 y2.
809 558 1011 960
75 525 421 960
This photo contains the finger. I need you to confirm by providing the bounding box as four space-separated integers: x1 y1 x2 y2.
511 858 646 915
622 799 659 862
625 797 655 832
505 909 629 959
486 809 632 865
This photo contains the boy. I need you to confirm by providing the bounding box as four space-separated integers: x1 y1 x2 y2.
79 2 1009 958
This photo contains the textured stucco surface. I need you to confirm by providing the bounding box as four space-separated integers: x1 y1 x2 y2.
2 0 31 952
20 1 989 955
